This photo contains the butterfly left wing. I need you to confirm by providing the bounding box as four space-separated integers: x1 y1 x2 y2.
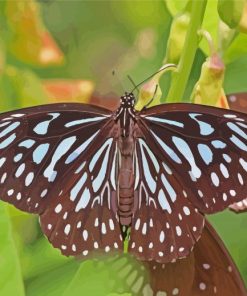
0 103 122 256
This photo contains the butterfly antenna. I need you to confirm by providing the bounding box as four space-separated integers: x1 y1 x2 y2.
127 75 139 95
130 63 177 93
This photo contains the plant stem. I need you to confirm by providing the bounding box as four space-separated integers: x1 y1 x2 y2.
166 0 208 103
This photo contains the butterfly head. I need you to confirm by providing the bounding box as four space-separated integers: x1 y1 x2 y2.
120 92 135 108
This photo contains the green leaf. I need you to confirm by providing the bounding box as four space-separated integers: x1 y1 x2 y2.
62 259 128 296
217 0 245 28
224 55 247 93
0 204 25 295
224 32 247 63
21 237 72 281
26 261 80 296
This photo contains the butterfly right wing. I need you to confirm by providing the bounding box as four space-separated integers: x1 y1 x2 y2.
0 103 123 256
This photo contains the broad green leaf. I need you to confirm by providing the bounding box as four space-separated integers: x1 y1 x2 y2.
21 237 72 281
224 55 247 93
62 259 129 296
224 32 247 63
217 0 244 28
0 204 25 295
26 261 80 296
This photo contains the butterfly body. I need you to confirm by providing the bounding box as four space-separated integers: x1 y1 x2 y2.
115 93 136 226
0 97 247 263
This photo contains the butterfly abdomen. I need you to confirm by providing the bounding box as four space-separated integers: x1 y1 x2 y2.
118 132 135 226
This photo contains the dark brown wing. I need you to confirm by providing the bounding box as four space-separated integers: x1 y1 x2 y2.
0 103 122 256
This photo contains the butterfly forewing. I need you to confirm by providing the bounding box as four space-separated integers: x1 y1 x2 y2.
0 103 122 256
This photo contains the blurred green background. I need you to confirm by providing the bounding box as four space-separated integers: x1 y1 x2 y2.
0 0 247 295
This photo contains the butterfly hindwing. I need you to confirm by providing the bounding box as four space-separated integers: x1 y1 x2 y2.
0 103 122 256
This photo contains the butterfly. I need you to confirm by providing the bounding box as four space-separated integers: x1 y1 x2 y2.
0 92 247 263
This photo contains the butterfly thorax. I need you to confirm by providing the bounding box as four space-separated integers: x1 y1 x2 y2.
115 93 136 227
115 92 136 137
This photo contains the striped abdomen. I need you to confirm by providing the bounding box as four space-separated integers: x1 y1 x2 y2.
118 135 135 226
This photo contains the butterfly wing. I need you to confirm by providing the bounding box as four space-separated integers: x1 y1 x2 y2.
191 220 246 296
144 220 246 296
0 103 122 256
129 103 247 262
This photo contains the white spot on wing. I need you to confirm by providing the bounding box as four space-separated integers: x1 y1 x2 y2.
44 136 77 182
75 187 90 212
172 136 201 178
65 116 106 127
145 116 184 128
158 189 171 213
33 113 60 135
